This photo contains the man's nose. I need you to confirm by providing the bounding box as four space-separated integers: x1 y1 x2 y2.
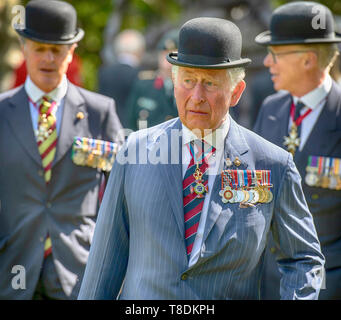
263 52 273 67
44 50 55 62
192 83 205 104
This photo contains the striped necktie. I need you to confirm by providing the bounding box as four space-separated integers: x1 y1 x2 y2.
36 96 57 258
294 100 305 137
37 96 57 184
183 140 215 259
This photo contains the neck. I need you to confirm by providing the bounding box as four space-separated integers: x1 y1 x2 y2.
292 69 327 98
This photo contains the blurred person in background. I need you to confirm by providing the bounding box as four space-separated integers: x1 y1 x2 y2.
98 29 145 128
126 29 179 131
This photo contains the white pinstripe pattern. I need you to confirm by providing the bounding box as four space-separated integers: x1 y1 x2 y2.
79 117 325 300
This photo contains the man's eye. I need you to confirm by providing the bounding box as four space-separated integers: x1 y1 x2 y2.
183 79 195 87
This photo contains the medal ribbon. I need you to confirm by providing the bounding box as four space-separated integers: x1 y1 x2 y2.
290 102 312 127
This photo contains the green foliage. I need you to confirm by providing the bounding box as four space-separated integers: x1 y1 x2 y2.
270 0 341 14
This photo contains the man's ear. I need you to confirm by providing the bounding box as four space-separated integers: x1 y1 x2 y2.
303 51 318 70
67 43 77 64
230 80 246 107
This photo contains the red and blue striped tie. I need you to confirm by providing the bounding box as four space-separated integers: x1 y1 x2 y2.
183 140 215 259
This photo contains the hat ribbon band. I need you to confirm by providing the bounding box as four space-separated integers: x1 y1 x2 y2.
177 52 230 65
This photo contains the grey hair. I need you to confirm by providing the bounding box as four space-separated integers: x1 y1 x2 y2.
113 29 146 57
172 65 245 92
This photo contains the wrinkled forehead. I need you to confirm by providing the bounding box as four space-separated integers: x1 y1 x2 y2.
178 66 228 80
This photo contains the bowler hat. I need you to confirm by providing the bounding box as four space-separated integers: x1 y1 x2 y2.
255 1 341 46
15 0 84 44
166 17 251 69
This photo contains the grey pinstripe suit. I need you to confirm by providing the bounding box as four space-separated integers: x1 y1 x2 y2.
78 116 324 300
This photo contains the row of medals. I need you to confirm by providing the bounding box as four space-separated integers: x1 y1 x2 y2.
219 170 273 204
220 184 273 204
305 170 341 190
72 138 116 172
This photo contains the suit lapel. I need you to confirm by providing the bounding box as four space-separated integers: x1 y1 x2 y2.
6 86 42 166
156 119 185 238
53 82 86 166
203 117 250 242
272 94 292 149
294 82 341 171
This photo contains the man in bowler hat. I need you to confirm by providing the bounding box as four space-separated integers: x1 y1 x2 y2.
79 17 324 300
253 1 341 299
0 0 123 299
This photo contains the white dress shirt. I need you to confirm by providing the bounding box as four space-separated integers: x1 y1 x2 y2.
290 74 332 151
182 117 230 267
25 75 68 137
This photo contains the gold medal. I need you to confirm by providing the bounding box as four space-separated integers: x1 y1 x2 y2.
320 175 330 189
241 189 249 203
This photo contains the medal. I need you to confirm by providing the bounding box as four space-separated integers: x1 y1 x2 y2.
283 123 300 156
188 141 213 199
190 164 208 198
283 102 312 155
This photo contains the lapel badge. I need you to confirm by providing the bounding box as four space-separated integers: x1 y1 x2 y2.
76 111 85 120
233 157 241 167
225 157 232 167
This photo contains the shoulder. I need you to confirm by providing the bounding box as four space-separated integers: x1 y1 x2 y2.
68 83 116 113
0 86 23 103
238 123 290 165
261 90 290 109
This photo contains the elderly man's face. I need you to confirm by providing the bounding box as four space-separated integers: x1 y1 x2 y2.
22 39 76 93
173 66 244 134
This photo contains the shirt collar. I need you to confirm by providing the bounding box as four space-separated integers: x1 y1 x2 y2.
293 74 332 110
182 116 230 150
24 75 68 104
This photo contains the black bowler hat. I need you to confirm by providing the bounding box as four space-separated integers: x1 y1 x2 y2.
166 17 251 69
255 1 341 46
15 0 84 44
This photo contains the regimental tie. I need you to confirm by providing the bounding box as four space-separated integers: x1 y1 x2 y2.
183 140 215 259
35 95 57 258
283 100 312 156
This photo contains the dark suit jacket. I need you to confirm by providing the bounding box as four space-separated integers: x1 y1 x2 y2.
98 63 139 128
254 81 341 299
0 82 123 299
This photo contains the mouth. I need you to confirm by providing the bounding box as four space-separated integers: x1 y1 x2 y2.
188 110 209 116
39 68 56 73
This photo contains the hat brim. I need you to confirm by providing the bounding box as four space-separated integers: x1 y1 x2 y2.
15 27 84 45
255 30 341 46
166 52 251 69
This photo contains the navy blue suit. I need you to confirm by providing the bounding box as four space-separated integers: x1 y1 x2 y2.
254 82 341 299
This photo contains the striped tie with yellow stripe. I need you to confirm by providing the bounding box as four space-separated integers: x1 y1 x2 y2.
36 95 57 258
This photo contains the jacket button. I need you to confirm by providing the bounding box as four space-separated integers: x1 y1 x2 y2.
181 273 188 281
270 247 276 254
46 202 52 208
38 170 43 176
312 194 319 200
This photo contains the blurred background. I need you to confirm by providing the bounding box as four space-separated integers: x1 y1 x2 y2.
1 0 340 129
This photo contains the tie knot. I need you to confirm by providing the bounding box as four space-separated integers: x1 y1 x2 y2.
40 96 54 114
294 101 305 120
191 139 215 163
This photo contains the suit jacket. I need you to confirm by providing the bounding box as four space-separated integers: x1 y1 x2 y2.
98 63 139 128
0 82 123 299
78 116 324 300
126 76 178 131
253 82 341 299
